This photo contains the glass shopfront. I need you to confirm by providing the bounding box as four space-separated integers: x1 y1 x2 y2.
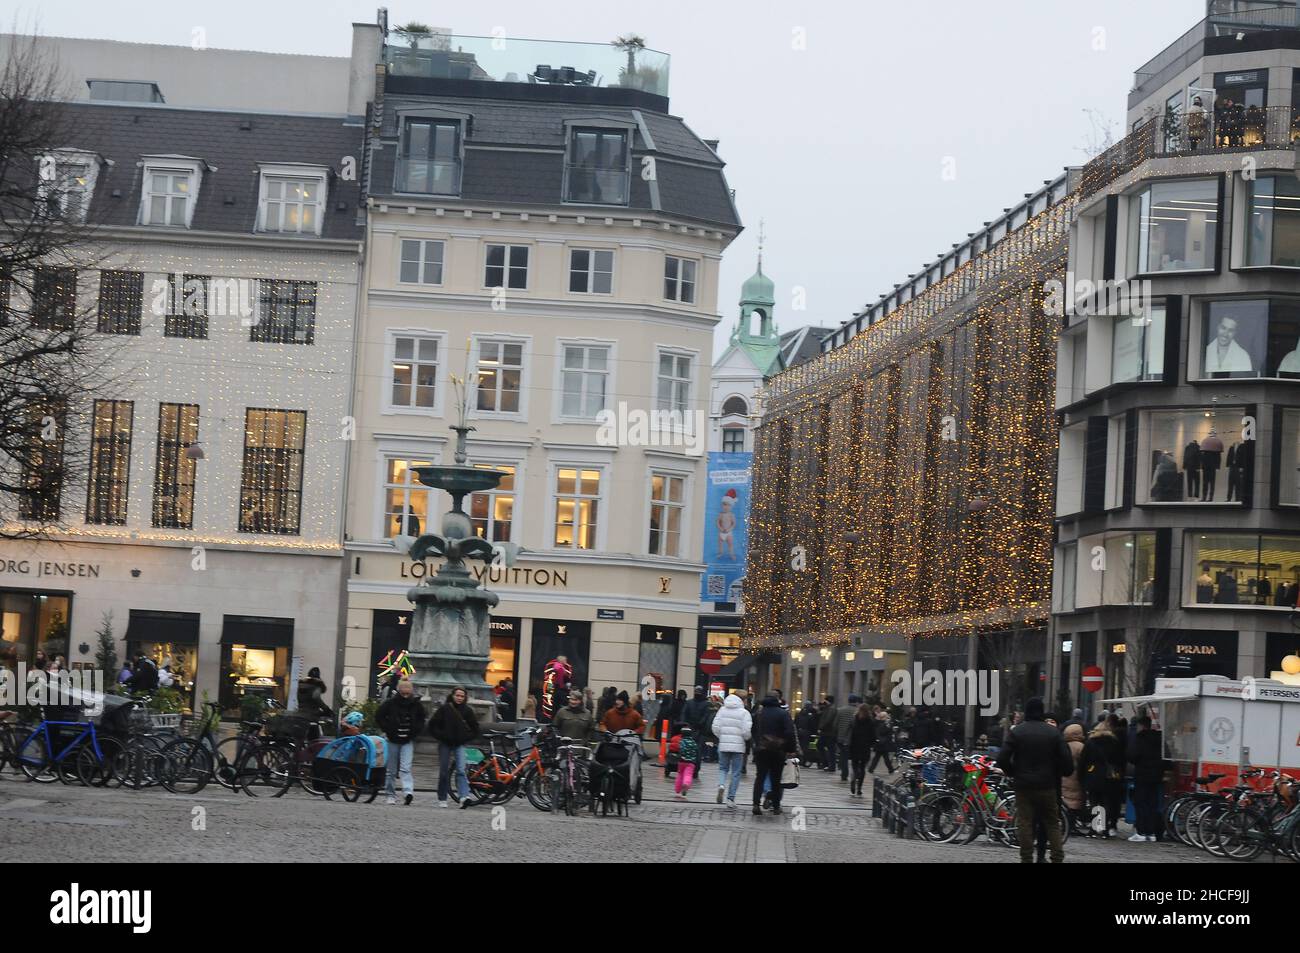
0 589 72 674
219 615 293 713
528 619 590 722
1138 407 1250 503
1186 533 1300 607
370 609 413 697
487 615 520 691
125 609 200 711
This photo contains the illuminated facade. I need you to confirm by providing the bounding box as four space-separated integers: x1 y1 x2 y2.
744 177 1073 723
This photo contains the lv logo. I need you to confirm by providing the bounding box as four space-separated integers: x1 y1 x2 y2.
658 576 671 594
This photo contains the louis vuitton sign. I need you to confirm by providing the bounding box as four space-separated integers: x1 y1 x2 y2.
399 561 568 588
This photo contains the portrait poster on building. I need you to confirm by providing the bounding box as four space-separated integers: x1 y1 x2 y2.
701 451 752 603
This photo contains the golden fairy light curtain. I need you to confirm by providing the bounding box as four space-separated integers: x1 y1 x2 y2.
743 201 1074 650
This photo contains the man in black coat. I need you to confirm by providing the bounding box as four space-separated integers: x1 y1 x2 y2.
995 696 1074 863
682 686 710 733
1128 714 1165 842
375 678 427 805
751 694 796 816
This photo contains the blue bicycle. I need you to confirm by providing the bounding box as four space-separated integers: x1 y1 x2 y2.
16 716 118 786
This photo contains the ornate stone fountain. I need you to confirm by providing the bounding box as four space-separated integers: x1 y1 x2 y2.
402 423 503 722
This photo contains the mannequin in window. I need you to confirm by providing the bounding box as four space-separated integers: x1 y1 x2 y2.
1277 581 1293 608
1276 336 1300 376
1229 438 1253 503
1257 574 1272 605
1186 96 1207 151
1199 432 1224 501
1213 569 1239 605
1196 564 1215 603
1182 439 1201 498
1150 452 1182 502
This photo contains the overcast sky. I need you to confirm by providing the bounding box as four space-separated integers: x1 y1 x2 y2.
3 0 1206 355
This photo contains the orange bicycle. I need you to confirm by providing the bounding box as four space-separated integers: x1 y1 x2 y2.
451 725 558 810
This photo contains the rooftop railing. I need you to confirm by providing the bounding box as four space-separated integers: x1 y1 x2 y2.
1081 103 1300 198
384 33 671 98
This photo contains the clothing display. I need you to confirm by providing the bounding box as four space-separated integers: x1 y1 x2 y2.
1196 571 1215 603
1183 440 1201 498
1199 434 1224 501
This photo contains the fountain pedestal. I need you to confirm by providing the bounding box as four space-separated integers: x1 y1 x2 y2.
401 425 506 727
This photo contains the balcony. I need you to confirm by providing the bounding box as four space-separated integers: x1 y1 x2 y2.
1081 103 1300 198
384 34 670 98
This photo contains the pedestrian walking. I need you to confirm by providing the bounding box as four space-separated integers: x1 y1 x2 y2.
376 677 426 805
1060 722 1087 833
711 692 752 808
794 702 817 767
552 690 594 741
673 726 701 800
995 696 1074 864
1079 715 1126 837
682 686 710 734
836 694 859 782
751 694 796 816
429 687 479 809
868 706 895 774
496 678 517 721
848 703 875 797
1128 714 1164 843
817 696 837 771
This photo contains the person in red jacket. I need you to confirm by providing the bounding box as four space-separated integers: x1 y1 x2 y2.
598 691 645 734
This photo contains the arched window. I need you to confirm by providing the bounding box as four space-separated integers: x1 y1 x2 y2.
721 396 748 417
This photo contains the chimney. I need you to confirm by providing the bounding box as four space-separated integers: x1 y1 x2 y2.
348 21 384 120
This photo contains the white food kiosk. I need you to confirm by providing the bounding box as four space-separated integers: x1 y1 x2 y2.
1102 675 1300 791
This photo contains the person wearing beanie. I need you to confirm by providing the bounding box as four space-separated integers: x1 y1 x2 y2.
995 696 1074 863
599 689 646 734
682 685 710 734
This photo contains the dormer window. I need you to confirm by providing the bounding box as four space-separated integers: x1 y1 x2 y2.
396 117 462 195
138 157 203 228
564 127 629 205
39 150 101 222
257 165 328 235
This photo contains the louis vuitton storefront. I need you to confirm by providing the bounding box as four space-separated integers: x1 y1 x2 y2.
343 545 703 716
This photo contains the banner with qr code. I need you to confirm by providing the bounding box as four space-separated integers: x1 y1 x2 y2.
701 451 752 603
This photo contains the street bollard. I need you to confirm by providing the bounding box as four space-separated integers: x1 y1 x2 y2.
871 777 882 818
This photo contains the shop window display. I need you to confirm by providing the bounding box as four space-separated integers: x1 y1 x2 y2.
1188 533 1300 607
1196 299 1300 379
1279 409 1300 505
1140 408 1251 503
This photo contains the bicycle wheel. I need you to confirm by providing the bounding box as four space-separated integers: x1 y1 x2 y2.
1171 795 1205 846
76 736 121 787
333 766 363 803
17 732 56 783
914 790 964 842
159 737 214 794
1219 807 1268 861
1284 812 1300 862
525 765 556 812
214 736 250 789
1058 801 1072 845
241 743 293 797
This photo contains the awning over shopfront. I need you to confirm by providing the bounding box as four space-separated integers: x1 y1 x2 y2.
219 615 294 648
126 610 200 644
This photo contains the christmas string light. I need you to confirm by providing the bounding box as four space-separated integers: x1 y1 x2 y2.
743 197 1076 651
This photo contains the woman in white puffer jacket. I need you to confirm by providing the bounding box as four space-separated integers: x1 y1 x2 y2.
710 693 752 807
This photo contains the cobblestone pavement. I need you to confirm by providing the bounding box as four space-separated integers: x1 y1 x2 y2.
0 760 1236 864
